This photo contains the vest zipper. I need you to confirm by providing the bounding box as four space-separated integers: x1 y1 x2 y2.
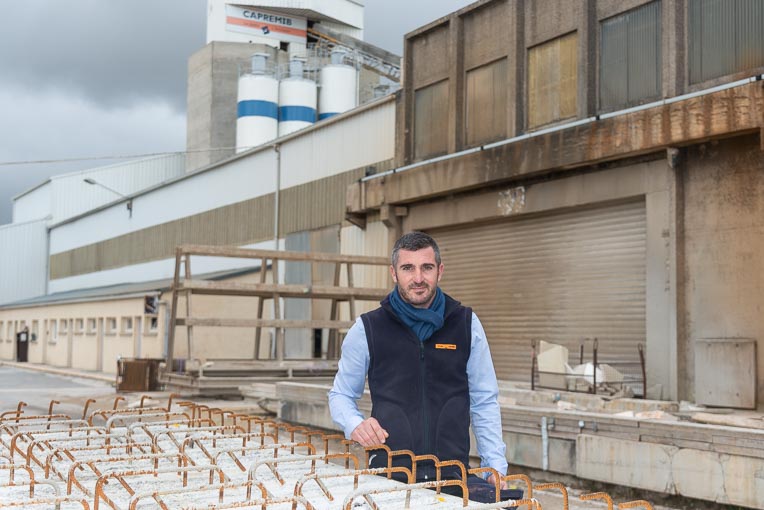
419 340 429 457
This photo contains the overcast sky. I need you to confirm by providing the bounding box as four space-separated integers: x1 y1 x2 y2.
0 0 473 225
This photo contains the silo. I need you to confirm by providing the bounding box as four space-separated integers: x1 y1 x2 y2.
278 58 317 136
319 50 358 120
236 53 278 153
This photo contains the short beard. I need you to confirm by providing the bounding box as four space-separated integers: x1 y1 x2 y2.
398 283 436 308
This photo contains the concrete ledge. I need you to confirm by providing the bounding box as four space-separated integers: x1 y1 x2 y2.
0 361 114 384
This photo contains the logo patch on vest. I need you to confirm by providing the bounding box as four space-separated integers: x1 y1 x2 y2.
435 343 457 350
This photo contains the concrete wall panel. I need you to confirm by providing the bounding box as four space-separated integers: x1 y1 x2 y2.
410 24 451 89
577 434 677 492
463 0 510 70
683 135 764 405
525 0 585 47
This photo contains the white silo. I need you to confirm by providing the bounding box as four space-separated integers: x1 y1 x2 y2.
319 49 358 120
278 58 317 136
236 53 279 153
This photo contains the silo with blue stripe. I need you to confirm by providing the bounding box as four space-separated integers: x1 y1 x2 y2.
319 50 357 121
278 58 317 136
236 53 278 153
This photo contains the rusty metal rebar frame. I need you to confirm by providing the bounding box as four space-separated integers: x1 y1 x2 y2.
0 463 35 496
22 430 129 470
503 473 534 501
581 492 614 509
462 499 541 510
87 406 176 426
618 501 654 510
185 495 314 510
67 452 191 497
151 424 247 453
10 426 107 463
0 496 91 509
293 465 414 503
44 441 158 481
247 451 345 487
128 480 270 510
341 479 470 509
93 464 227 510
211 441 319 474
535 482 568 510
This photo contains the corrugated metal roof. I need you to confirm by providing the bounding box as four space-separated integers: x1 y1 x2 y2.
0 266 262 310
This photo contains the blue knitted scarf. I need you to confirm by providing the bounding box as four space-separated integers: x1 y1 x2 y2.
388 286 445 341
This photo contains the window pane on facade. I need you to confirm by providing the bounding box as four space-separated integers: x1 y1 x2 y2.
600 1 662 110
414 80 449 160
466 58 508 146
528 32 578 128
689 0 764 84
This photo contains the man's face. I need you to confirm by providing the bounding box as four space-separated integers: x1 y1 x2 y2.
390 247 444 308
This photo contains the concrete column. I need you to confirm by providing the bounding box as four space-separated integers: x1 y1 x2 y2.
662 0 686 97
507 0 525 137
580 0 598 117
447 16 464 153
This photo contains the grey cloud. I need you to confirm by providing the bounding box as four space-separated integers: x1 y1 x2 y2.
0 0 206 113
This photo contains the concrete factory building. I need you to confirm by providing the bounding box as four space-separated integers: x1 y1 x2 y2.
1 0 764 507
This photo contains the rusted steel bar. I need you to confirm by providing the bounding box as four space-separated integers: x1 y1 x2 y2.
184 495 314 510
11 426 107 462
0 496 91 509
81 399 97 420
112 396 126 410
504 473 534 500
463 499 541 509
0 463 35 496
88 406 172 426
618 501 654 510
128 480 270 510
67 452 190 497
46 400 61 427
248 451 343 487
105 411 191 434
581 492 614 510
44 441 157 480
293 466 414 503
178 431 275 459
535 482 568 510
21 430 127 469
212 441 317 473
341 479 470 509
165 393 180 412
151 424 246 452
0 414 72 426
93 464 227 510
469 467 501 502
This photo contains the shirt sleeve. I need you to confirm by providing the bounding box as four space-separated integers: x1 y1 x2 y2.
467 313 508 475
328 318 370 439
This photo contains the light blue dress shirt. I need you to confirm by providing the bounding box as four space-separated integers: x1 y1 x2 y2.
328 313 509 475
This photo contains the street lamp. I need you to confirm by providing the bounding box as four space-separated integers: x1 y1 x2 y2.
83 178 133 218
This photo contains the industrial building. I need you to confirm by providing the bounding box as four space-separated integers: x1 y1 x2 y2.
1 0 764 507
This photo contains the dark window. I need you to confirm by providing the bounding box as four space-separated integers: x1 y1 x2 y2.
689 0 764 84
413 80 449 160
465 58 508 147
600 1 662 111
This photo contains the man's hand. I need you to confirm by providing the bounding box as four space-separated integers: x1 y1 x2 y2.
486 473 507 490
350 417 389 446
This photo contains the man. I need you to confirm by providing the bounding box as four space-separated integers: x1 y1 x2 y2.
329 232 518 504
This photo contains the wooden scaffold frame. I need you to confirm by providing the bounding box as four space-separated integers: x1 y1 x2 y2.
160 244 390 394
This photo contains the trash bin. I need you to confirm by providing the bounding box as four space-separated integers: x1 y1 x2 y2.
116 358 163 392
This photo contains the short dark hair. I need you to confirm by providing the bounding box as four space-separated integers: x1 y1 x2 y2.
391 231 441 267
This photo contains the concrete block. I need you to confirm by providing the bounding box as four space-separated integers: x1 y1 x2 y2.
576 435 677 493
722 454 764 508
505 432 576 475
671 449 725 503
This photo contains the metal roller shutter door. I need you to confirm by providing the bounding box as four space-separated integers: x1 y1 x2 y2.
433 200 646 381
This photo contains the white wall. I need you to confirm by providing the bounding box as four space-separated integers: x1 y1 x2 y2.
0 219 48 305
12 183 51 223
50 150 278 255
13 154 186 227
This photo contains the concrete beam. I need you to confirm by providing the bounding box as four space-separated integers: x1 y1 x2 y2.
349 82 764 214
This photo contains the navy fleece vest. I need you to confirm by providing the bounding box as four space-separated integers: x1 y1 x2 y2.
362 293 472 481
